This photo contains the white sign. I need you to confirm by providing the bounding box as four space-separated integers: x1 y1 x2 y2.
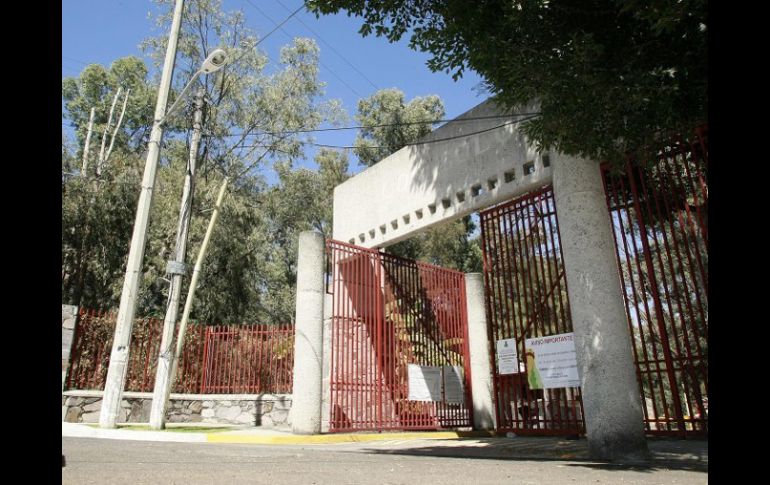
408 364 442 401
524 332 581 389
496 338 520 375
443 365 465 404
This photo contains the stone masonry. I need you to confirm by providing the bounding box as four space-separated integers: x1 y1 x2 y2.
62 391 292 427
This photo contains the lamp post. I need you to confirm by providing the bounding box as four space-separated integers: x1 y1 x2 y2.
97 0 227 426
147 82 206 430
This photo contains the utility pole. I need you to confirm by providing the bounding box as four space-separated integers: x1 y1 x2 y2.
166 176 229 402
99 0 185 429
149 86 205 429
81 107 95 175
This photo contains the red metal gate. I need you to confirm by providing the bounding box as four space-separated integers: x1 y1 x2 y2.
479 186 585 436
601 126 708 437
326 239 473 432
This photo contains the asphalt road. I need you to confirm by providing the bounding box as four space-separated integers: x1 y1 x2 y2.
62 437 707 485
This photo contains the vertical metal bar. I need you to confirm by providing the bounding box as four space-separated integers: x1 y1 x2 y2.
527 192 553 429
495 205 516 430
653 152 709 431
479 210 503 431
657 155 709 355
677 135 709 247
509 198 533 431
636 157 697 432
603 167 656 432
376 250 383 430
200 326 210 393
330 252 334 420
327 243 334 428
539 193 562 429
492 206 513 429
613 168 672 430
515 192 539 429
664 148 709 300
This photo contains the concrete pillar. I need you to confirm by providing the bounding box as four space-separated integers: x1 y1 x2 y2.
552 154 649 461
62 305 79 393
464 273 496 430
290 231 325 434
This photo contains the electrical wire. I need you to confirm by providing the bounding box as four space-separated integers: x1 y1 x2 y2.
243 0 363 98
210 112 541 138
272 0 379 91
236 114 541 150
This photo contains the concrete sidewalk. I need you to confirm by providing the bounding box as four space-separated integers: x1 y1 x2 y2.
62 422 707 470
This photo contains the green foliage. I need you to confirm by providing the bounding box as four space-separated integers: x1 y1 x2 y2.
61 154 144 309
309 0 707 165
353 88 444 167
62 56 156 164
259 149 351 321
62 0 344 325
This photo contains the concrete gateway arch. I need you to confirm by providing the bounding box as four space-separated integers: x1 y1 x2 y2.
291 98 708 462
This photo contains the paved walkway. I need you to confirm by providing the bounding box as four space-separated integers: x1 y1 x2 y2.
62 422 707 471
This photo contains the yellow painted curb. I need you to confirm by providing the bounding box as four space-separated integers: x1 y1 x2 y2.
206 430 492 445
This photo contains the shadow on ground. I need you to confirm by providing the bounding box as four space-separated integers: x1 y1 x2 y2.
357 437 708 473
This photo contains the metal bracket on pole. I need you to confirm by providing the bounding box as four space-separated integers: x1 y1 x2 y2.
166 260 188 276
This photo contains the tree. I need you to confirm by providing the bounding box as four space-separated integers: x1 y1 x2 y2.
62 0 343 325
133 0 342 324
61 152 145 309
62 55 159 310
354 88 443 167
308 0 707 165
352 88 482 272
62 56 156 166
260 149 351 322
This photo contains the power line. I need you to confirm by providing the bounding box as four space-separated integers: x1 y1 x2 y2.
272 0 379 91
207 112 541 138
237 114 541 150
243 0 363 98
226 1 305 69
254 1 306 46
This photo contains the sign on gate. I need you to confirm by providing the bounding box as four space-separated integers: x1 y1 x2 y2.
496 338 520 375
408 364 442 402
524 333 580 389
443 366 465 404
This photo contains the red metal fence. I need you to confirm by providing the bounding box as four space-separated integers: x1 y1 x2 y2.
200 325 294 394
65 308 294 394
479 186 585 436
601 125 708 437
326 239 472 432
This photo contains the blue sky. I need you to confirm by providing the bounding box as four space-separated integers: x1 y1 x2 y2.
62 0 489 179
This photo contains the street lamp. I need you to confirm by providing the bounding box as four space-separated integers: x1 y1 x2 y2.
160 49 228 126
98 19 229 428
147 49 228 430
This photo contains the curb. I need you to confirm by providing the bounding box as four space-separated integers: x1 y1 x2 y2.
206 430 495 445
62 423 207 443
63 422 495 445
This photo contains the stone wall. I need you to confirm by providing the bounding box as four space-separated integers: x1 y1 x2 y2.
62 391 291 427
